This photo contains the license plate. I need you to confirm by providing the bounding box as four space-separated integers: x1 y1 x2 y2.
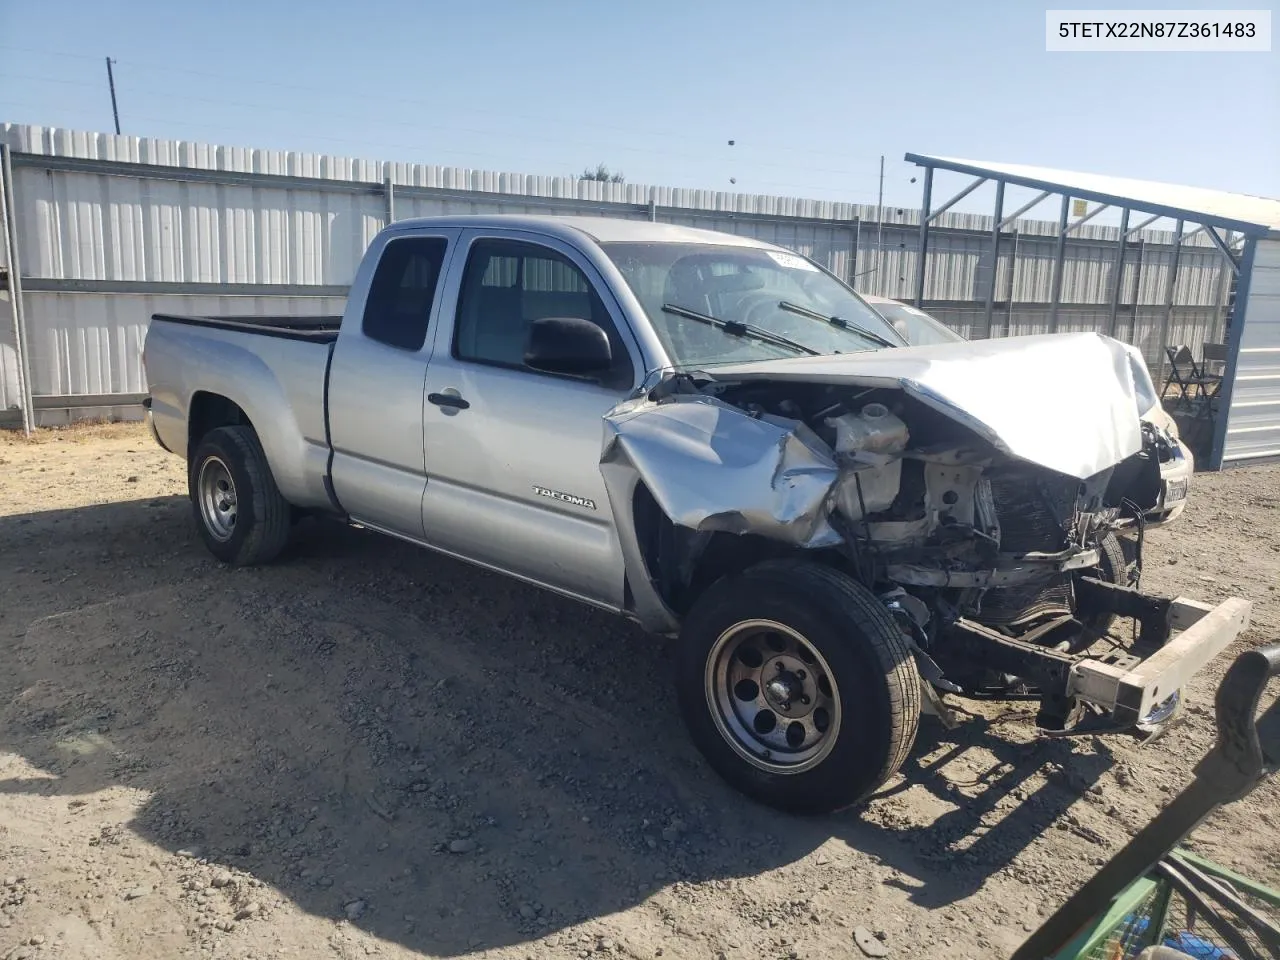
1165 478 1188 503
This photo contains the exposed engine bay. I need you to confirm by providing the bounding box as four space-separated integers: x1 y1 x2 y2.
600 333 1212 733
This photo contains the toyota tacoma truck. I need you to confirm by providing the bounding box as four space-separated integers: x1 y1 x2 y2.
143 215 1251 814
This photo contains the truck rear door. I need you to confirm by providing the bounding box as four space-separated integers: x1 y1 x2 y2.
327 228 459 537
418 229 643 611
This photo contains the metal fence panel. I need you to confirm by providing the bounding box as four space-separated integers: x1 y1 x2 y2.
1223 238 1280 464
0 123 1240 426
21 292 346 398
14 167 384 286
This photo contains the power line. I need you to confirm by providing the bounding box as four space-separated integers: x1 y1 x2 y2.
0 43 892 171
0 98 893 201
0 81 888 198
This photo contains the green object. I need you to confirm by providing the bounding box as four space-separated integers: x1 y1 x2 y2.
1050 876 1161 960
1170 850 1280 909
1048 848 1280 960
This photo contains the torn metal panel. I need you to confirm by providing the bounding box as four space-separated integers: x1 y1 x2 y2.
601 395 841 547
707 332 1144 480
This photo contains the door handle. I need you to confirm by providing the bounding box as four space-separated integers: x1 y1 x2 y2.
428 392 470 410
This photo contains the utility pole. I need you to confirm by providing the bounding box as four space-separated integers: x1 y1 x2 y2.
874 155 885 296
105 57 121 135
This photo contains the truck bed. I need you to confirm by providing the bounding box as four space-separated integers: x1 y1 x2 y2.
151 313 343 343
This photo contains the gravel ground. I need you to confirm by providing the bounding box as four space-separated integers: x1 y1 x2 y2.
1 422 1277 960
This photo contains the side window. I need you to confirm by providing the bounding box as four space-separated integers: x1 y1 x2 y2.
362 237 448 351
453 238 632 381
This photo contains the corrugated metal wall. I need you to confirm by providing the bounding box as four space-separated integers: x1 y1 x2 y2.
1221 237 1280 464
0 123 1236 426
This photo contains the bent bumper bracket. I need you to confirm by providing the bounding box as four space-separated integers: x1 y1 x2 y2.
1068 595 1252 726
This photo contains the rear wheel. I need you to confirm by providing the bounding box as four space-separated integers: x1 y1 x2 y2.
188 425 291 565
676 561 921 814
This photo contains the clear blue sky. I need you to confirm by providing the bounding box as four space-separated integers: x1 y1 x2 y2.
1 0 1276 215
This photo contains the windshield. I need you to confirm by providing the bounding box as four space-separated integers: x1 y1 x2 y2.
600 242 905 367
868 301 966 346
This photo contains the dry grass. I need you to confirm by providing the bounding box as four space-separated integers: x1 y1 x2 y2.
0 419 149 447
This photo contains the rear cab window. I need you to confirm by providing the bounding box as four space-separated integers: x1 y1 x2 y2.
362 237 449 351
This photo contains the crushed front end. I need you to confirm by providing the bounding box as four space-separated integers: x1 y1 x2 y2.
604 333 1251 738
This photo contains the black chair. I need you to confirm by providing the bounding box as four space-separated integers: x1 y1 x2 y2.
1163 346 1198 409
1163 345 1224 412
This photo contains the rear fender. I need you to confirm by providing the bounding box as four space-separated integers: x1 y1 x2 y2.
148 323 330 508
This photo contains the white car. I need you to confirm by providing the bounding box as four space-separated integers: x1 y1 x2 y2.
860 295 1191 527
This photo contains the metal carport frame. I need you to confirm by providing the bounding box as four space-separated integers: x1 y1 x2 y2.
904 154 1280 469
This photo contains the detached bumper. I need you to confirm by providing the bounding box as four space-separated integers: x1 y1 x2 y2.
1067 594 1251 725
947 582 1252 734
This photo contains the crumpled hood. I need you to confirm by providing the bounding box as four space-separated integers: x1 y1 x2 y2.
705 332 1143 479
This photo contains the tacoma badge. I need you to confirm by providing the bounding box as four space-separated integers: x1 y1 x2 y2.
532 485 597 510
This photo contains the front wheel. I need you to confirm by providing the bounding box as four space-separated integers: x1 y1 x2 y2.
676 561 921 814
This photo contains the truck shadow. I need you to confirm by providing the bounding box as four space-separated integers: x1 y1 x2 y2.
0 497 1116 955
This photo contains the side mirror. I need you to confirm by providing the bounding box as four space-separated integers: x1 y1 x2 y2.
524 317 613 377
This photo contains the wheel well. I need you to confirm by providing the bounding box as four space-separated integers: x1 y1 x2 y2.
632 481 837 615
189 392 250 451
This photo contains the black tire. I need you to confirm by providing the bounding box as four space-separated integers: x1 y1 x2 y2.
676 561 921 815
188 425 292 565
1077 531 1132 639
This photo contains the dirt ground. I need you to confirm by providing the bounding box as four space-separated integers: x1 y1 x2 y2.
1 422 1277 960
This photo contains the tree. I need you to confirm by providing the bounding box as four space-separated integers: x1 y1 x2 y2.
579 163 625 184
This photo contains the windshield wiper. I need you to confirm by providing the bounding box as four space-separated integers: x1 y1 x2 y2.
661 303 820 357
777 300 899 349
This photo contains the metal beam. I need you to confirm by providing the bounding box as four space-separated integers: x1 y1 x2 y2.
13 151 386 195
984 180 1005 338
1178 224 1208 245
1108 208 1131 338
1211 232 1235 343
1064 203 1109 235
905 153 1269 237
22 278 350 297
1211 235 1260 469
10 152 658 220
1122 213 1162 239
997 190 1052 229
924 176 986 224
33 392 148 409
849 218 861 287
1129 239 1147 342
384 175 396 225
1205 226 1242 274
1005 230 1020 334
1048 194 1071 333
1156 219 1185 387
0 144 34 436
913 167 933 307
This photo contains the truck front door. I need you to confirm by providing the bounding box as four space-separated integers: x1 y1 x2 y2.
419 230 642 611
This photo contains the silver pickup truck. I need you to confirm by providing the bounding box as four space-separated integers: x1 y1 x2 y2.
143 215 1251 814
